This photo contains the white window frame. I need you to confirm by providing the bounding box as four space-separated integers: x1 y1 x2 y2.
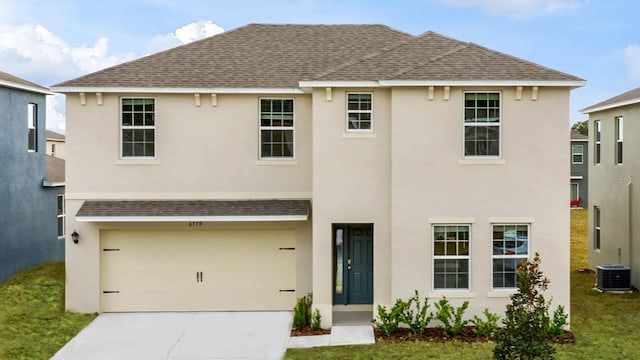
594 120 601 165
463 91 501 158
27 103 37 152
346 92 374 133
432 224 471 291
616 116 623 165
570 183 579 201
571 144 583 164
594 206 601 251
120 97 156 159
259 98 295 160
491 224 530 290
57 194 65 238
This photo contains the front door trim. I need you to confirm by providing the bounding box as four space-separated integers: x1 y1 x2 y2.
333 223 374 305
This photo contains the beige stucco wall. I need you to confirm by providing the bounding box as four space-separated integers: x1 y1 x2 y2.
46 139 65 159
588 104 640 289
64 92 313 313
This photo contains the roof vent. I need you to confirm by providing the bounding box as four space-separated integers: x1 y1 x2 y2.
596 264 631 291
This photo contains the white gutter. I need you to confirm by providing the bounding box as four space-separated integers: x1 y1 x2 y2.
581 98 640 114
50 86 305 94
299 80 586 88
0 80 54 95
76 215 308 222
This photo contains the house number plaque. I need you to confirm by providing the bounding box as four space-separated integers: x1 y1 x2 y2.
188 221 203 227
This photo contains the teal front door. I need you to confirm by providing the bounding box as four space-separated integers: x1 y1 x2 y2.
333 224 373 304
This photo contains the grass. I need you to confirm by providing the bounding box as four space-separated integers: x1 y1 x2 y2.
0 262 96 359
286 208 640 359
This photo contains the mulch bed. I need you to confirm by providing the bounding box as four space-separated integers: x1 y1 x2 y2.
374 327 575 344
291 327 331 336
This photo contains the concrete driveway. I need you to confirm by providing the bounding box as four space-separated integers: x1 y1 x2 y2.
51 312 293 360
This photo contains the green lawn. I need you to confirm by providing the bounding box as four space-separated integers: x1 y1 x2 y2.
0 262 96 359
286 209 640 359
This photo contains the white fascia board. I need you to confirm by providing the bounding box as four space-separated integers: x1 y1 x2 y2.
570 176 584 180
49 86 305 94
580 98 640 114
297 81 380 88
76 215 308 222
0 80 54 95
378 80 586 88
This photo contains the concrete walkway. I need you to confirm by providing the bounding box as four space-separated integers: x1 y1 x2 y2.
52 312 293 360
287 325 375 349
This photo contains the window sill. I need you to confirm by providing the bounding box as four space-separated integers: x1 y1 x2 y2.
459 158 506 165
342 132 376 139
428 291 476 299
116 159 160 165
57 236 65 241
487 290 516 298
255 159 298 166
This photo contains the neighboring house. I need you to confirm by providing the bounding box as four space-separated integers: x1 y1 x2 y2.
52 24 584 327
570 131 588 207
581 86 640 290
46 130 66 159
0 70 65 282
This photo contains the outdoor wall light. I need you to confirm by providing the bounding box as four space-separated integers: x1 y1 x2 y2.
71 231 79 244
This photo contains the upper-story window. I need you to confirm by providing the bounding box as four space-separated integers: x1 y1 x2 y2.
594 120 601 165
571 144 583 164
346 93 373 132
464 92 500 157
616 116 623 164
121 98 155 158
433 225 470 290
260 99 294 159
27 103 37 152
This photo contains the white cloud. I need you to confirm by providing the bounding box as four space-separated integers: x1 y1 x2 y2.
624 45 640 83
436 0 585 18
148 20 224 53
46 95 66 132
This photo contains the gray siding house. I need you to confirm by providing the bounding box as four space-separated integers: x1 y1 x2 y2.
581 86 640 290
570 131 588 207
0 70 65 282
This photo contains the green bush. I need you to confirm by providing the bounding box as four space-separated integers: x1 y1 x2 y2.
399 290 433 337
310 308 322 331
434 296 469 336
493 253 557 360
372 300 405 336
470 309 500 337
292 293 312 329
547 305 568 339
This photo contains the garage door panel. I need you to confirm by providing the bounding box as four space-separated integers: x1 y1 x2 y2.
101 230 296 312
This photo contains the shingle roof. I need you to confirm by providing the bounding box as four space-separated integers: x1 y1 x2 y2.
0 70 50 94
45 155 65 184
46 130 65 141
581 86 640 114
52 24 583 91
75 199 310 220
571 131 588 140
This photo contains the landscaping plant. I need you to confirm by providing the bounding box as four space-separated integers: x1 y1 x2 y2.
292 293 312 329
547 305 568 339
434 296 469 336
310 308 322 331
399 290 433 337
470 308 500 337
493 253 557 360
372 300 404 336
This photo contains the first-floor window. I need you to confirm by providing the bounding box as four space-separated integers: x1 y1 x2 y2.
433 225 470 290
260 98 294 158
570 183 579 201
492 224 529 289
57 194 65 238
121 98 155 158
594 206 601 250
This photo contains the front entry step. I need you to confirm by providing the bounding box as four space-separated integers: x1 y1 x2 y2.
287 325 375 349
332 311 373 325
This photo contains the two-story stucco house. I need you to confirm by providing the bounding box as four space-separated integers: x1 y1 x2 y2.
581 86 640 290
0 70 65 282
46 130 66 159
570 131 588 207
52 24 584 327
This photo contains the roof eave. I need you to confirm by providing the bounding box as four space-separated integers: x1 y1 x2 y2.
299 80 586 88
76 215 308 222
1 80 54 95
580 97 640 114
50 86 305 94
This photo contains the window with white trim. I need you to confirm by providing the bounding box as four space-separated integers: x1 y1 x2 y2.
492 224 529 289
260 99 294 158
571 144 583 164
433 225 470 290
594 206 601 250
27 103 37 152
570 183 579 201
594 120 601 165
464 92 500 157
616 116 623 164
346 93 373 132
57 194 65 238
121 98 155 158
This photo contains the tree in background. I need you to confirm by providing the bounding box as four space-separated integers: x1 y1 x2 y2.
571 120 588 136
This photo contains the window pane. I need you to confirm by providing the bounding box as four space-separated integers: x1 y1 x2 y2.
122 98 155 158
57 217 64 237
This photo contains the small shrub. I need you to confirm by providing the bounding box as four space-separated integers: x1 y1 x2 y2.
547 305 568 339
470 309 500 337
434 296 469 336
493 253 557 360
292 293 312 329
310 308 322 330
399 290 433 337
372 300 404 336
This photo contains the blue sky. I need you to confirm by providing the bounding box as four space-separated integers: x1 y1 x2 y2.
1 0 638 132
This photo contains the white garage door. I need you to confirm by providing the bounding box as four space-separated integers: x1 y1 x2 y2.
101 230 296 312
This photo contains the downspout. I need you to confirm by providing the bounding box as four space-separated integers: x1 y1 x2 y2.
628 181 633 267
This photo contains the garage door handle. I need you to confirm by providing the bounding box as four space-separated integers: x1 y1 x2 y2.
279 289 295 292
196 271 203 283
